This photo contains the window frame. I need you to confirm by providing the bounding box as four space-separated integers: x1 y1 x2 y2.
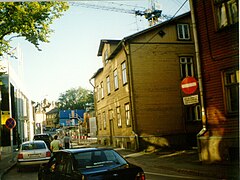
116 106 122 127
125 103 131 127
222 68 239 115
100 81 104 99
121 61 127 85
103 111 107 130
113 69 119 90
179 56 195 79
177 23 190 40
106 76 111 95
212 0 238 30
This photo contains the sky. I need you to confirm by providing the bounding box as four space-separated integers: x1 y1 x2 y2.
7 0 190 102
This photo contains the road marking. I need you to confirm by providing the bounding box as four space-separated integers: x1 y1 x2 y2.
145 171 203 179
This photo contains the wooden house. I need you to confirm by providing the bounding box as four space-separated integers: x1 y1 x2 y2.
91 12 202 150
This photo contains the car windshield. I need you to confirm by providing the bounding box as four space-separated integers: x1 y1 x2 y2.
22 142 46 150
73 149 127 169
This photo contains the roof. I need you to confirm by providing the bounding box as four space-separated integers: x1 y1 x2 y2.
46 108 59 115
97 39 121 56
90 67 103 79
108 11 191 59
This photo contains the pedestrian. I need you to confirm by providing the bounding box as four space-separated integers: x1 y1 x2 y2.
50 135 62 154
63 133 71 149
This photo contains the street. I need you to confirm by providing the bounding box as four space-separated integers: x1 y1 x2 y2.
2 142 218 180
3 164 210 180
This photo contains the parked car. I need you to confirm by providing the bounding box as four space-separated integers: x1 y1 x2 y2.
17 140 51 172
33 133 53 150
38 148 145 180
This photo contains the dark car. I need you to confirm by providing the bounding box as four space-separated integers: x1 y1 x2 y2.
33 134 53 150
38 148 145 180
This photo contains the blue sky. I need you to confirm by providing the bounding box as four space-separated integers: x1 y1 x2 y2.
9 0 190 102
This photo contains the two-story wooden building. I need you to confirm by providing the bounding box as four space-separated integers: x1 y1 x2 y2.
190 0 239 162
91 12 203 151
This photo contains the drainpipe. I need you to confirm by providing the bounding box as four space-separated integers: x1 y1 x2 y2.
189 0 207 160
122 41 139 151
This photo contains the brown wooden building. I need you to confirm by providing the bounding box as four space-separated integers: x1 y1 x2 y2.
91 12 203 151
189 1 239 163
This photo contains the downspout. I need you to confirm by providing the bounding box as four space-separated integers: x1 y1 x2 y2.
189 0 207 160
122 41 139 151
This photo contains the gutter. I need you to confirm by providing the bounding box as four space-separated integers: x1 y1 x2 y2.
122 41 139 151
189 0 207 161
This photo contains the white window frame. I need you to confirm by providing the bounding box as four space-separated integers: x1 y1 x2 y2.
106 76 111 95
180 57 194 78
177 24 190 40
101 81 104 99
103 111 106 129
121 61 127 85
116 106 122 127
114 69 119 90
125 103 131 126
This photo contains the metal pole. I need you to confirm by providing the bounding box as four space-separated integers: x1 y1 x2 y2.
10 128 14 162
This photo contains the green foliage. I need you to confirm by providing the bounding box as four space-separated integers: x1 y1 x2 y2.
0 2 69 56
57 87 94 110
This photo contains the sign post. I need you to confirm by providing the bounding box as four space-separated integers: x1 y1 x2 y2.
5 118 16 162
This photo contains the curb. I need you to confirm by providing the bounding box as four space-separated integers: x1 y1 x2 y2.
0 162 16 180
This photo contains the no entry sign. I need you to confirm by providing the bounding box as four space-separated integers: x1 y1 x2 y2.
5 118 16 129
181 77 198 95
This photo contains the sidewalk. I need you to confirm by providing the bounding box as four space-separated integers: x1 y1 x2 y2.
115 148 239 179
0 144 239 180
0 150 17 180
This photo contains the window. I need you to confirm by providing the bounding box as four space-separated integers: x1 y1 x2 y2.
114 69 119 90
125 103 131 126
97 85 101 101
177 24 190 40
213 0 238 29
98 114 102 130
101 81 104 99
223 68 239 114
104 50 108 64
121 61 127 85
180 57 194 78
103 111 106 129
186 105 201 121
116 106 121 127
109 109 113 120
106 76 111 95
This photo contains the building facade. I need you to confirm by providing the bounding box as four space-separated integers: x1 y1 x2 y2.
0 59 33 148
190 0 239 162
92 12 202 150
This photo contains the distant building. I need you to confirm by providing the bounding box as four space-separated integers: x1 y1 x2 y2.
59 109 85 127
45 108 59 129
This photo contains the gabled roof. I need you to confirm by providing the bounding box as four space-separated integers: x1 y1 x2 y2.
108 11 191 59
91 67 103 79
97 39 121 56
46 108 59 115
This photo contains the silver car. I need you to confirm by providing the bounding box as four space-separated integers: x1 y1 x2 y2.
17 140 51 171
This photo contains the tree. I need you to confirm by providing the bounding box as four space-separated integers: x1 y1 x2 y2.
57 87 94 110
0 2 69 56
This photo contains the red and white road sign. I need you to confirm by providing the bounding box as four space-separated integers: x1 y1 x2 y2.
5 117 16 129
181 77 198 95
